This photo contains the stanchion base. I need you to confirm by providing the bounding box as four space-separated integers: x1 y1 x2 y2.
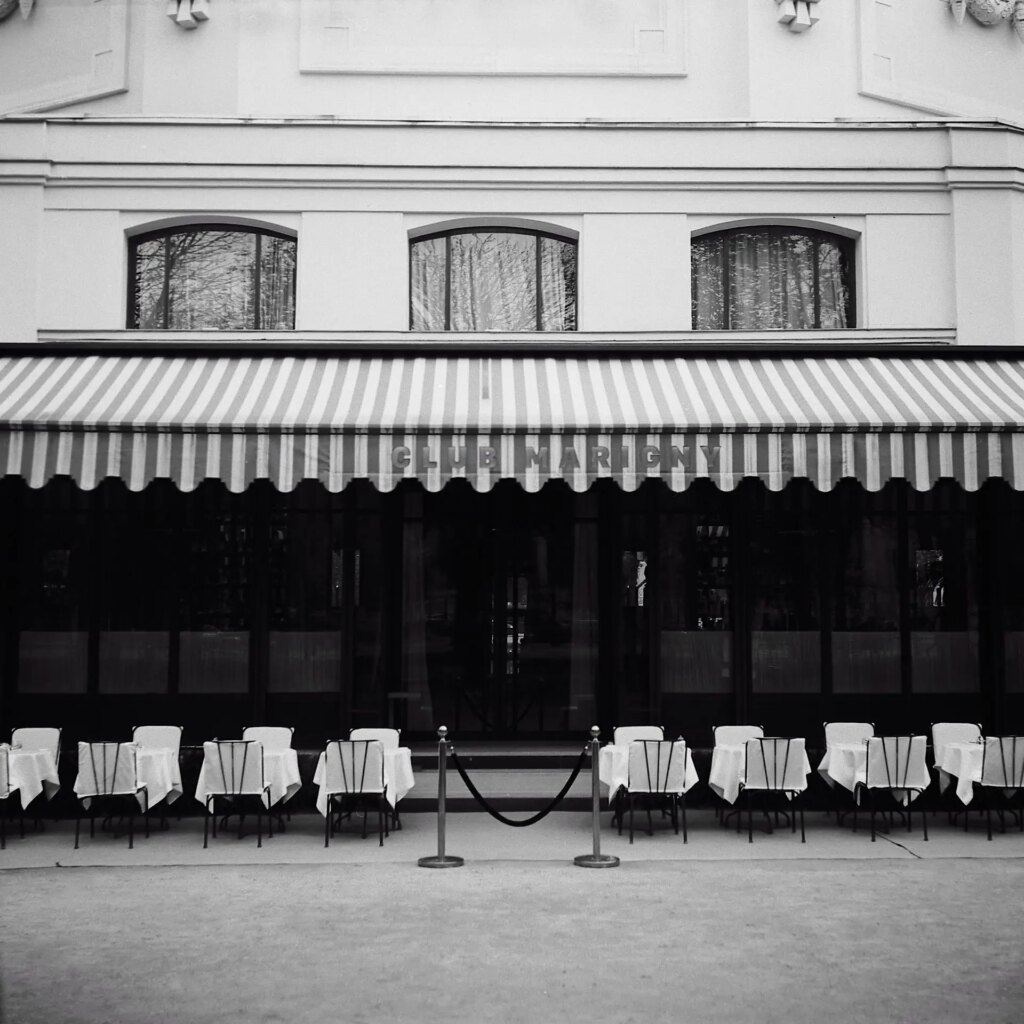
418 855 465 868
574 853 620 868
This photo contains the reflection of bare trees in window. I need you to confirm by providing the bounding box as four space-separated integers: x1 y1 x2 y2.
410 230 577 331
130 228 296 329
691 227 853 330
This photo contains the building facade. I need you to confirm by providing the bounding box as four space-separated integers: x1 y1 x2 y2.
1 0 1024 747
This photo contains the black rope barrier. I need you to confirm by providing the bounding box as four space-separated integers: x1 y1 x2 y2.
449 745 589 827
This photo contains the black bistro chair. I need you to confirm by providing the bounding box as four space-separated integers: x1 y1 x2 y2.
860 735 930 842
321 739 389 848
200 740 272 849
617 738 689 845
978 736 1024 841
74 741 149 850
739 737 807 844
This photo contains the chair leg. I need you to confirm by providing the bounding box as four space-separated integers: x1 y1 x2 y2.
325 799 331 848
128 803 134 850
75 806 81 850
870 790 876 842
257 805 263 850
681 791 687 845
921 801 928 842
799 804 805 843
378 797 384 847
747 790 753 844
143 793 150 840
628 793 635 845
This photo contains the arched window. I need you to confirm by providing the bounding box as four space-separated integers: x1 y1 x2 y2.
691 226 855 330
410 228 577 331
129 225 297 330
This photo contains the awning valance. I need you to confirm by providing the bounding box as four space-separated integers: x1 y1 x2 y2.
2 353 1024 493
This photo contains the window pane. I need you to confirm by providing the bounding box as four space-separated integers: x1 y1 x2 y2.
133 238 168 329
749 494 821 693
691 234 725 330
691 228 853 330
410 236 447 330
131 229 296 330
540 236 577 330
658 516 732 694
818 240 851 328
450 232 537 330
908 508 979 693
831 494 901 695
260 233 297 330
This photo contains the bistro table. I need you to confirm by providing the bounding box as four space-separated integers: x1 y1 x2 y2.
194 745 302 810
313 746 415 816
818 741 927 806
135 747 183 810
934 740 984 806
710 742 812 805
598 740 699 807
2 743 60 810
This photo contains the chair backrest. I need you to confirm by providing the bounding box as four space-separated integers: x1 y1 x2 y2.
132 725 183 756
12 727 61 762
743 737 806 792
350 727 401 751
203 740 266 796
613 725 664 746
627 740 687 794
865 736 929 791
241 726 294 750
981 736 1024 789
931 722 982 763
77 742 139 797
0 745 9 800
824 722 874 747
324 740 385 796
714 724 764 747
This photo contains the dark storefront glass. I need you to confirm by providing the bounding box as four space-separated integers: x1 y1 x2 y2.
1003 490 1024 693
267 486 344 694
657 511 732 696
408 481 588 735
15 481 90 694
748 484 821 693
97 484 176 694
831 485 901 694
907 485 979 693
177 486 252 694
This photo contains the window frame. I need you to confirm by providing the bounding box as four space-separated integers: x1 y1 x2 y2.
408 226 578 332
690 225 857 331
126 223 298 330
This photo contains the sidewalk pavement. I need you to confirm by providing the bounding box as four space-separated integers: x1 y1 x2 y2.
2 808 1021 869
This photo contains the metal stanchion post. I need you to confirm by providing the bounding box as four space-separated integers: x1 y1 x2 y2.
418 725 464 868
574 726 620 868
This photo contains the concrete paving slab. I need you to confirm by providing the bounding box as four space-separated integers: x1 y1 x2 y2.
2 809 1022 869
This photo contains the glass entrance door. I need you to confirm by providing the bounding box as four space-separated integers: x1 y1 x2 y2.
414 482 587 737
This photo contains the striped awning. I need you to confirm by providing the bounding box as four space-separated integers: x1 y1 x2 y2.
2 352 1024 493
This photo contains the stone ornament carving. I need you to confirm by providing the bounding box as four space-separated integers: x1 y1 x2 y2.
775 0 822 33
166 0 210 30
949 0 1024 42
0 0 35 22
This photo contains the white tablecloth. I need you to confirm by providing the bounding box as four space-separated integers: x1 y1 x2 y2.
817 742 867 795
4 746 60 810
709 743 812 805
818 741 927 806
598 742 699 807
136 748 183 809
313 747 415 816
195 748 301 810
935 740 984 806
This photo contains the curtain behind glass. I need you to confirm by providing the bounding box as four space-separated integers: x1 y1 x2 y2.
450 232 536 330
411 231 577 331
540 236 577 330
410 236 447 330
569 519 598 729
691 229 850 330
132 230 296 329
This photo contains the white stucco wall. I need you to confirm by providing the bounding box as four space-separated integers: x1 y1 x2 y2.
3 0 1022 123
